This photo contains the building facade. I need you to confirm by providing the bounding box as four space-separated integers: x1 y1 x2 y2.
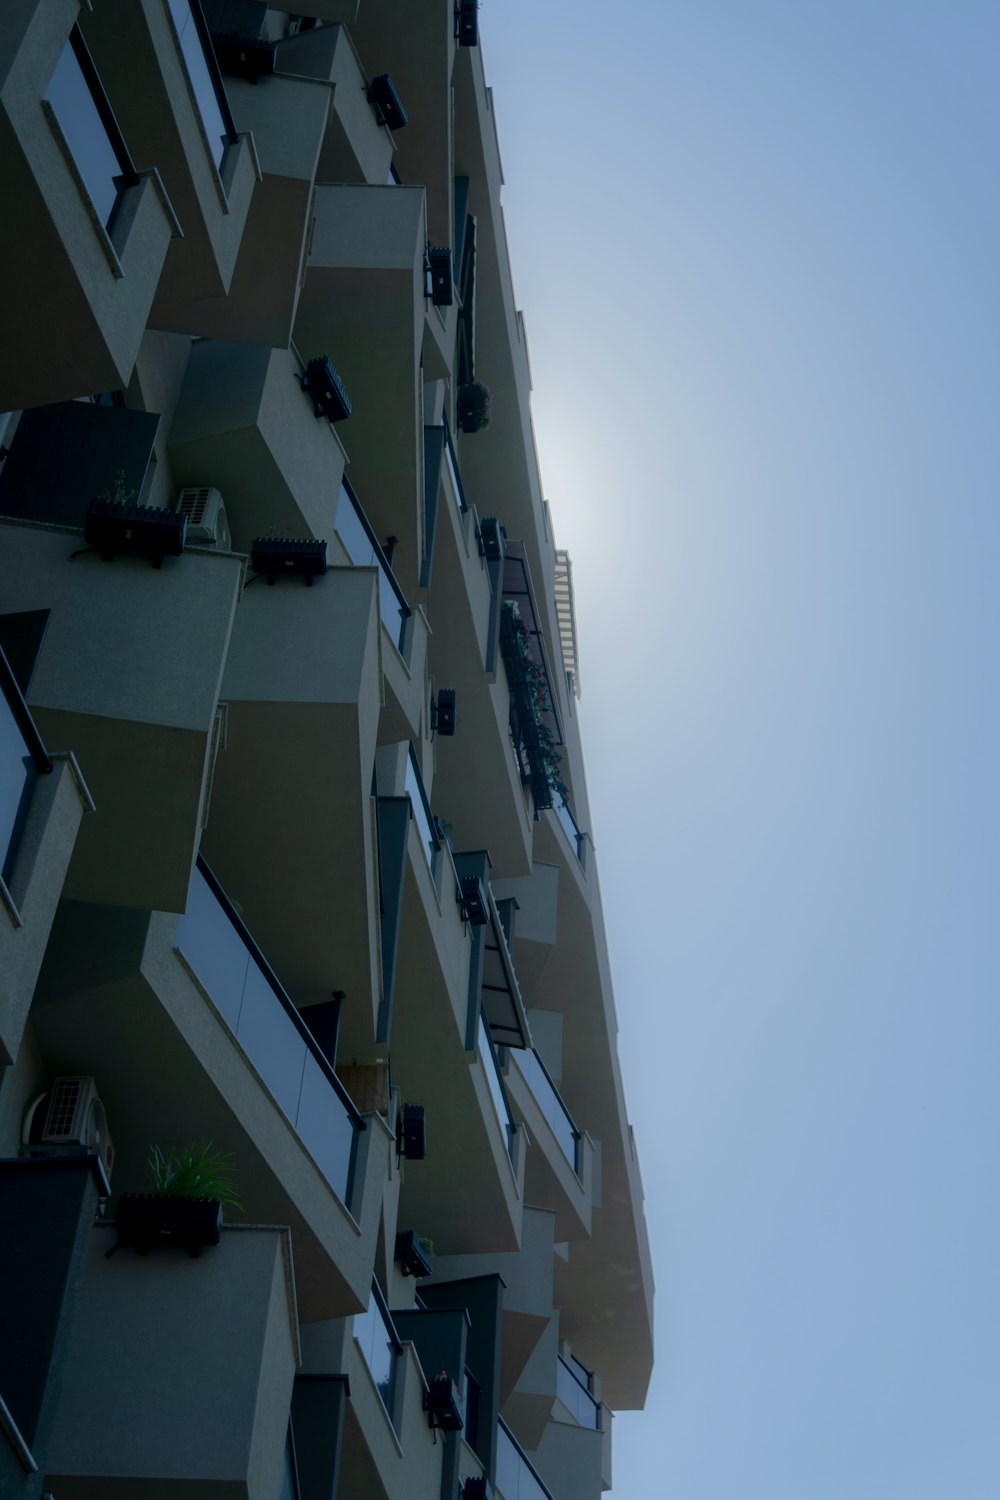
0 3 653 1497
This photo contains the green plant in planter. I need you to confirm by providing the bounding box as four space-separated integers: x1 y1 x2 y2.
114 1141 242 1257
457 380 493 433
147 1141 244 1211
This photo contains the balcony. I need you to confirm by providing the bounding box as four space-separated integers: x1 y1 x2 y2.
278 24 394 186
0 642 91 1068
552 799 584 867
80 0 257 320
349 0 455 246
177 857 361 1206
554 1357 601 1431
45 1225 298 1499
0 518 242 914
510 1050 577 1171
426 447 534 877
388 770 525 1254
31 886 390 1320
300 1293 449 1500
353 1283 400 1423
334 478 427 745
162 21 392 346
514 1414 609 1500
496 1418 556 1500
0 0 178 408
202 564 385 1060
168 339 347 550
294 183 428 600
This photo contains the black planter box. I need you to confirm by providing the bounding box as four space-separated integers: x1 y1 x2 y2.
302 357 353 423
435 687 456 736
397 1103 426 1161
428 247 453 306
462 1479 493 1500
85 499 187 567
425 1373 465 1431
459 874 489 926
457 0 479 47
457 386 478 433
250 536 328 586
211 34 276 82
368 73 408 131
114 1193 222 1256
394 1229 434 1278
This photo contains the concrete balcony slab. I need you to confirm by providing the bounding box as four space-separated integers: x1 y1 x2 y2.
0 522 242 914
168 339 348 552
202 566 384 1055
31 900 390 1321
80 0 257 312
294 183 428 600
392 823 524 1256
45 1225 298 1499
0 756 91 1068
0 0 178 408
428 484 533 878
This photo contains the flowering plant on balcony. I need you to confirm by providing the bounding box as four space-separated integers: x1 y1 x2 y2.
499 601 568 808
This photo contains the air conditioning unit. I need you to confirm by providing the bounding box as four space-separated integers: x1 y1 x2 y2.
175 486 230 549
21 1076 114 1182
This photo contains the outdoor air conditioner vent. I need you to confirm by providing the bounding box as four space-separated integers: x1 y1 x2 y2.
175 487 230 549
21 1075 115 1182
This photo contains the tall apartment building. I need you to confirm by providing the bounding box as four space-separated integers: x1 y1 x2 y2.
0 4 653 1498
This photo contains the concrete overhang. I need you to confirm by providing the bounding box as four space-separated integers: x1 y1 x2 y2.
30 903 390 1321
427 495 533 877
168 338 349 553
528 824 654 1410
349 0 455 245
391 824 524 1255
0 0 178 408
0 522 241 914
45 1225 298 1499
294 183 428 600
202 566 385 1057
279 25 394 187
80 0 257 313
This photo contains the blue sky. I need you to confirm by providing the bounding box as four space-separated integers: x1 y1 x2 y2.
484 3 1000 1495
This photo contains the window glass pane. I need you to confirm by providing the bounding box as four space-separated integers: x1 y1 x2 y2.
167 0 228 168
45 38 121 225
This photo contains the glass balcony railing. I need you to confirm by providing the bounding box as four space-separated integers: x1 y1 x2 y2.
334 480 410 653
496 1418 556 1500
166 0 235 169
45 27 139 228
354 1283 398 1420
0 649 51 885
479 1014 514 1159
509 1048 579 1174
554 798 583 863
442 426 467 514
177 858 362 1205
556 1356 601 1429
404 745 439 871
